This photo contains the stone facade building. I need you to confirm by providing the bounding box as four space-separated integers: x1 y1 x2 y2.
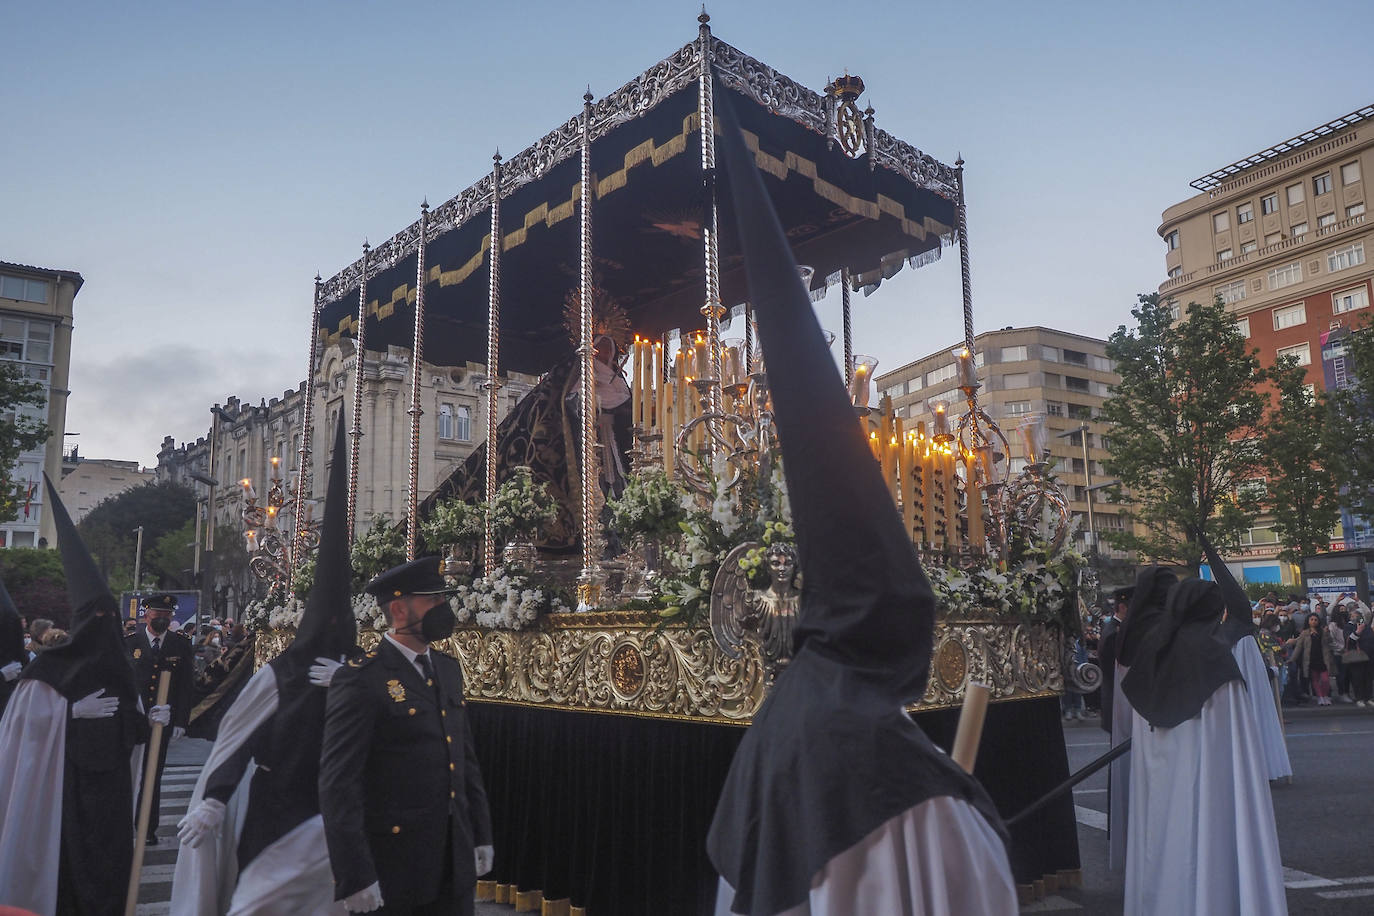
56 450 156 522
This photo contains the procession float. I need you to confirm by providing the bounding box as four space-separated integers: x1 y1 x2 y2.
238 14 1095 915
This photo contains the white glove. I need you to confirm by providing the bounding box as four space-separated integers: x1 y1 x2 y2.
176 798 226 848
72 688 119 719
148 704 171 727
309 656 344 687
172 726 186 741
1 661 20 682
475 844 494 876
343 882 383 912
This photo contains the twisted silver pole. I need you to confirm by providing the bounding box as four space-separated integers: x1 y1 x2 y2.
955 157 975 355
406 202 429 562
347 242 370 539
288 274 323 595
578 89 599 595
697 10 723 447
842 268 853 387
485 154 504 571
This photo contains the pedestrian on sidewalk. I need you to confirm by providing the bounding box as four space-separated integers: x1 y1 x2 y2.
1292 613 1336 706
1343 611 1373 706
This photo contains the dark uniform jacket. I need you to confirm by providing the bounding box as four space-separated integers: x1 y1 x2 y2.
320 637 492 908
126 627 195 728
1098 615 1121 735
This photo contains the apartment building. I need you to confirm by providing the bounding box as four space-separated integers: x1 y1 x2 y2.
1158 104 1373 581
875 326 1130 558
0 261 81 548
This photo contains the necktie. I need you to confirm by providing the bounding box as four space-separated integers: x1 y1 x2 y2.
152 636 161 654
417 653 441 704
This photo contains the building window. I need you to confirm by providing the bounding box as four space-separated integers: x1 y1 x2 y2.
1217 248 1233 262
1267 261 1303 290
1264 231 1282 246
1342 161 1361 185
1236 316 1251 338
0 275 49 304
455 405 472 441
438 403 455 439
1328 241 1365 272
1287 183 1304 206
1349 203 1367 219
1046 401 1064 416
1001 372 1030 390
926 364 957 388
1333 286 1369 315
1236 203 1254 224
1000 345 1028 362
1291 222 1309 237
1261 193 1279 215
1167 301 1181 321
1168 266 1182 278
1241 241 1257 254
1216 280 1246 305
1041 346 1059 362
1213 212 1229 233
1276 342 1311 366
1302 383 1316 404
1165 230 1179 250
1319 213 1337 229
1065 376 1090 394
1005 400 1031 417
1272 302 1306 330
1314 173 1333 196
1067 403 1094 421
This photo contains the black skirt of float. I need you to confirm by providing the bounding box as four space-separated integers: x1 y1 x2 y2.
469 695 1078 915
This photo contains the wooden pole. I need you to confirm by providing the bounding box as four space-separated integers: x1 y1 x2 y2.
126 669 172 916
950 681 992 773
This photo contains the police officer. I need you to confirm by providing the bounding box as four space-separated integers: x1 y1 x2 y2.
126 592 195 845
320 557 493 915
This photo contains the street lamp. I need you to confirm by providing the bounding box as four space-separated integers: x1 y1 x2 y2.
187 470 219 639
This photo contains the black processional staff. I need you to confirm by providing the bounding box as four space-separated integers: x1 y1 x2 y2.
1004 738 1132 830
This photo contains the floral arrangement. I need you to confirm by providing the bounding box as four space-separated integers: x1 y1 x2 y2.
350 515 407 591
488 466 559 545
451 566 572 630
422 497 485 554
607 469 689 542
737 519 796 589
241 592 388 634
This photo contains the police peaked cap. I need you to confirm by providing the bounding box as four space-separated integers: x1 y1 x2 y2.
364 556 458 605
1111 586 1135 603
141 593 178 613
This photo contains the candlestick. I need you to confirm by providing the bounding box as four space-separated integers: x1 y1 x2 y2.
631 337 642 430
1020 414 1047 464
932 403 951 442
967 456 985 552
850 355 877 407
942 446 959 550
694 335 709 380
955 347 978 389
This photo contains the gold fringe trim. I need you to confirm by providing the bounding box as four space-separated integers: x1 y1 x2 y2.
475 880 496 901
515 889 544 911
541 899 572 916
1016 868 1081 904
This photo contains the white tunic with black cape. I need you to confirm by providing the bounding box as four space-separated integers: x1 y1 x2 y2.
1121 577 1286 916
705 82 1015 916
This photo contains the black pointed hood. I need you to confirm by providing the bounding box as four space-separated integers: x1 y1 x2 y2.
1199 534 1256 647
0 577 22 663
236 413 359 872
283 418 356 664
22 475 138 704
1116 565 1178 669
706 83 1004 916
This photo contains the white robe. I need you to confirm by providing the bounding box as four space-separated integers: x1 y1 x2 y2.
1232 636 1292 782
0 680 68 915
714 796 1017 916
1108 662 1132 872
170 665 345 916
1124 681 1287 916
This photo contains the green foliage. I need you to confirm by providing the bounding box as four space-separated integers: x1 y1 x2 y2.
420 498 485 553
144 518 199 589
76 481 197 590
488 467 558 544
0 547 69 626
1325 319 1374 522
0 361 50 524
350 515 406 592
1100 294 1267 573
607 469 689 542
1262 357 1341 564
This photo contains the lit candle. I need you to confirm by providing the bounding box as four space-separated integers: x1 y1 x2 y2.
721 343 742 387
967 470 986 552
1020 415 1047 464
955 348 978 389
932 403 950 440
868 430 880 461
901 431 917 543
240 478 255 501
631 337 642 428
264 505 278 529
653 341 664 432
694 335 709 380
943 446 959 549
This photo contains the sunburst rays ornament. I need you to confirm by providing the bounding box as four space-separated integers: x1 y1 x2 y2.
563 282 634 355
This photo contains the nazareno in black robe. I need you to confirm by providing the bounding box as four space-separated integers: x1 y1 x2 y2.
705 81 1006 916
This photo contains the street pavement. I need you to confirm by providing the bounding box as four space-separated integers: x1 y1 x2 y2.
139 706 1374 914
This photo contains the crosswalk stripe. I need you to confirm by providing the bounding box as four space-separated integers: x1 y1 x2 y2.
1317 888 1374 900
1283 867 1341 889
1073 805 1107 832
1020 894 1082 911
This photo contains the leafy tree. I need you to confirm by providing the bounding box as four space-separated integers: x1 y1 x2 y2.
145 518 198 589
1261 357 1341 564
0 547 70 627
1326 320 1374 521
1100 294 1267 574
0 361 51 523
76 481 197 589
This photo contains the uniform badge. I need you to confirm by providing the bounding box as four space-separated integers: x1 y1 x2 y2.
133 649 142 659
387 679 406 702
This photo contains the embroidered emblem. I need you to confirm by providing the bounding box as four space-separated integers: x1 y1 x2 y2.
387 679 406 702
133 649 142 660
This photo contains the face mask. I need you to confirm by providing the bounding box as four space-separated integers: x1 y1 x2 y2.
1252 617 1261 626
419 601 456 643
149 617 170 634
1279 616 1289 623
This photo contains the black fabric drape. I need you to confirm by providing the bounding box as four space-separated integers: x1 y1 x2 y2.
469 694 1078 915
